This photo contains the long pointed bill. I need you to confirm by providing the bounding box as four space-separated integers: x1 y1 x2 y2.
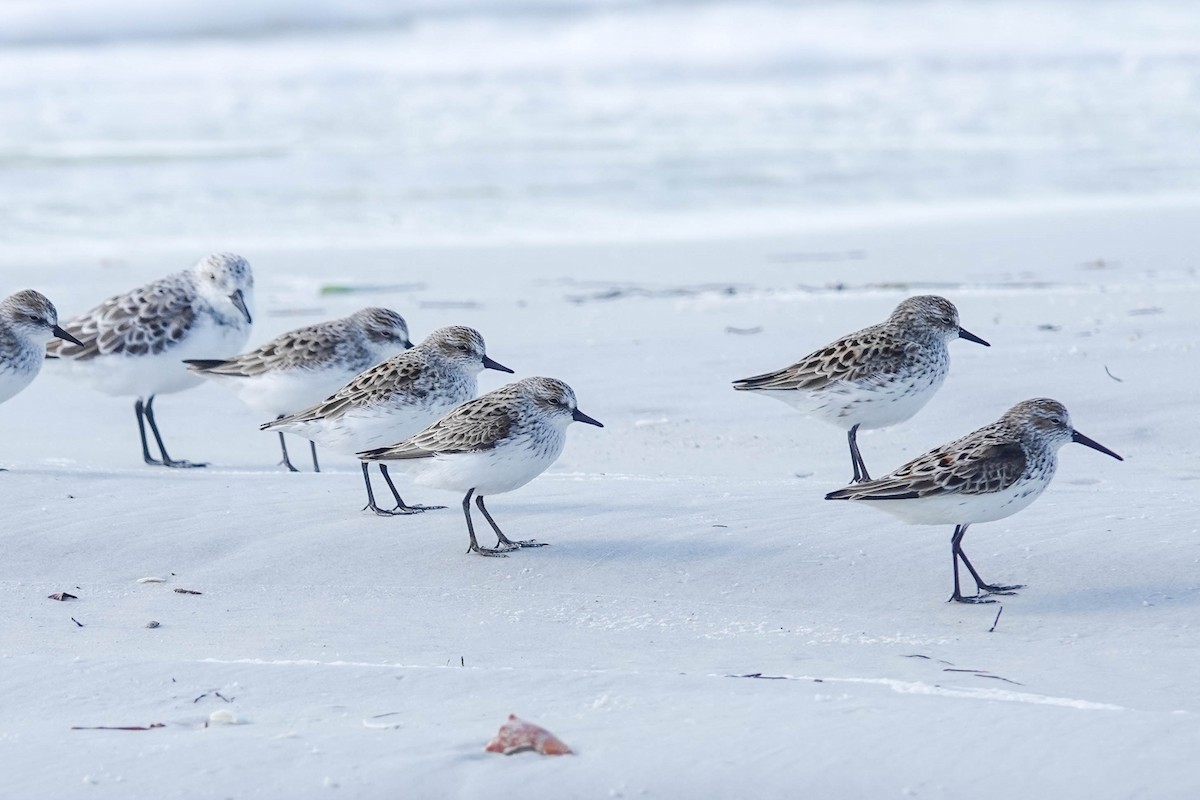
1072 430 1123 461
571 408 603 427
52 325 85 347
958 327 990 346
229 289 252 324
482 355 514 373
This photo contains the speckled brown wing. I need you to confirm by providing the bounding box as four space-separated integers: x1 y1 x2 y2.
827 425 1028 501
360 391 518 461
733 327 918 392
47 276 196 360
187 321 352 377
273 351 430 424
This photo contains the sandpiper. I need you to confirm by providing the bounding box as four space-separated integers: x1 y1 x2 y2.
359 376 603 556
0 290 84 467
263 325 512 515
733 296 989 483
46 253 254 468
185 307 412 472
825 398 1123 603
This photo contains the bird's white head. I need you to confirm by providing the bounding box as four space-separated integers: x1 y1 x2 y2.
521 376 603 430
1005 398 1123 461
0 289 82 347
354 307 412 351
891 295 989 347
193 253 254 326
423 325 513 375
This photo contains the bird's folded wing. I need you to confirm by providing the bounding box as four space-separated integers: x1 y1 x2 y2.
828 436 1027 500
48 279 195 360
359 397 515 461
733 329 912 392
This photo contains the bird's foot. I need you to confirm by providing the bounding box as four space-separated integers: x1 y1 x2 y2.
468 544 510 558
497 537 549 550
280 459 300 473
397 504 447 514
949 593 999 605
977 582 1024 596
364 503 407 517
152 458 207 469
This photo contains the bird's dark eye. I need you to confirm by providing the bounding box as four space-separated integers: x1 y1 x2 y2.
941 316 953 325
457 344 470 352
27 314 41 323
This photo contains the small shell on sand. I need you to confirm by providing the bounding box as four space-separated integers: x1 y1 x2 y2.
137 577 166 584
485 714 572 756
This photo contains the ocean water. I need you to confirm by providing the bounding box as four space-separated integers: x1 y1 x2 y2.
2 0 1199 248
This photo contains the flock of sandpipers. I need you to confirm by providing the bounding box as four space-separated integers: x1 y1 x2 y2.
1 253 1120 602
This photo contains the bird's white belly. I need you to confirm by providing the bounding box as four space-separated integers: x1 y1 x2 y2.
867 475 1052 526
759 369 947 431
286 401 459 455
0 348 41 404
405 433 566 496
215 367 364 417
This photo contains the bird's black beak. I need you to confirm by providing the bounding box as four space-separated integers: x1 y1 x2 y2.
229 289 252 325
572 408 603 427
958 327 990 346
401 338 414 350
1072 430 1123 461
482 355 514 373
52 325 84 347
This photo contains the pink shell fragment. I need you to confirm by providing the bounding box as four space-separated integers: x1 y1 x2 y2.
485 714 573 756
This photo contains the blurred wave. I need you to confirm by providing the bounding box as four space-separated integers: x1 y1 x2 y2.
2 0 1199 246
3 0 1200 58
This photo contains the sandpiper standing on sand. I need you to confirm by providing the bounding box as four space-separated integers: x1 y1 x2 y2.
46 253 255 468
185 307 412 472
263 325 512 515
360 376 603 556
733 295 989 483
825 398 1122 603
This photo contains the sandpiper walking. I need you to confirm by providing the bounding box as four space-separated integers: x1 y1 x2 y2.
185 307 412 472
262 325 512 515
0 290 84 467
360 376 603 556
46 253 255 468
733 296 989 483
825 398 1123 603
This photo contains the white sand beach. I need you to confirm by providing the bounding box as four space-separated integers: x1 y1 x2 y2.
2 1 1199 797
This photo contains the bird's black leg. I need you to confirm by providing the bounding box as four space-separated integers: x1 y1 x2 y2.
379 465 445 514
476 495 547 549
141 395 206 468
275 420 299 473
361 462 401 516
135 398 160 465
310 441 320 473
948 524 1023 603
848 424 871 483
463 489 506 557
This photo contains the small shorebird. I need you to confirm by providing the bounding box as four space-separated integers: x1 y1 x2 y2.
733 295 989 483
263 325 512 515
46 253 254 468
0 290 84 467
185 307 412 472
360 376 603 556
825 398 1123 603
